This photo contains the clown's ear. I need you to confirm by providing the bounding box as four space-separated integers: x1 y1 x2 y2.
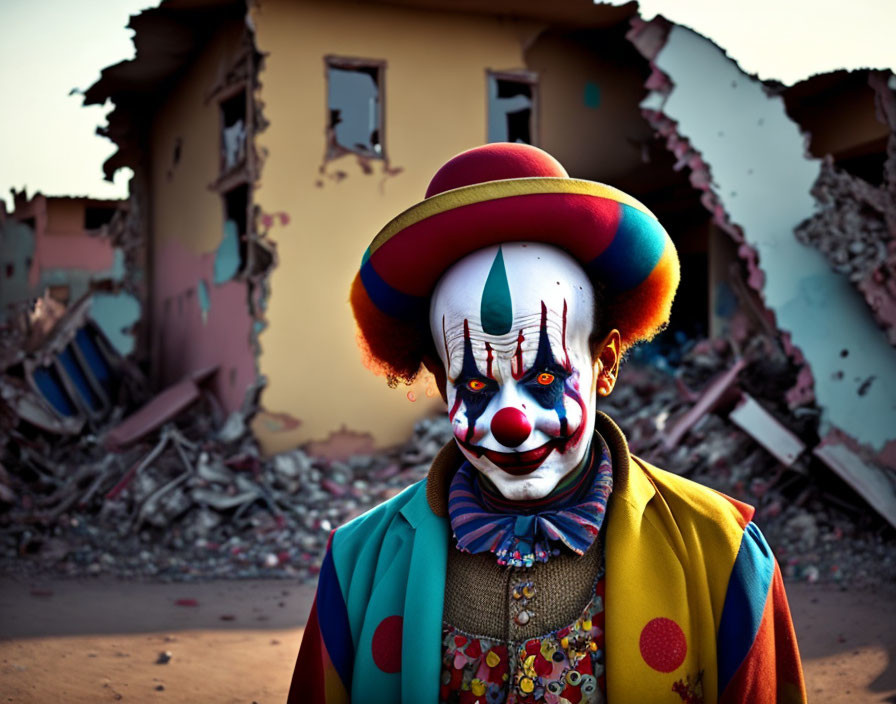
593 329 622 397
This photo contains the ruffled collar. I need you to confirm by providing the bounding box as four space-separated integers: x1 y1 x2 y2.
447 434 614 567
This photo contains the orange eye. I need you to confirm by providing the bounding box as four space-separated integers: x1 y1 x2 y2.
537 372 555 386
466 379 487 392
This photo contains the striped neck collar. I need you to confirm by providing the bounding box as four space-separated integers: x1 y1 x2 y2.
448 433 614 568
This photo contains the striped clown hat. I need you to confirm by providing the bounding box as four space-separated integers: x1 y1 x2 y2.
350 143 679 384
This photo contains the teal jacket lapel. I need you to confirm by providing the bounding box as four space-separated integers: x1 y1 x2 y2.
335 479 449 703
399 480 450 703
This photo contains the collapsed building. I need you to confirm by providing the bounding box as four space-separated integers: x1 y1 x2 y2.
0 192 147 436
1 0 894 581
0 192 138 352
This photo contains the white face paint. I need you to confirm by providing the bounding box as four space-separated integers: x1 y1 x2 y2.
430 243 598 500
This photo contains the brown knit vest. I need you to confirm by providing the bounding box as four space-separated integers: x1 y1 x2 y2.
442 526 603 641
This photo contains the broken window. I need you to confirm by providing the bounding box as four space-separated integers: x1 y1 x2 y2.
326 57 384 159
488 71 538 145
84 205 117 230
220 88 248 173
208 50 256 279
222 184 249 272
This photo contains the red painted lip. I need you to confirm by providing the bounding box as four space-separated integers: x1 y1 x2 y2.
459 439 558 476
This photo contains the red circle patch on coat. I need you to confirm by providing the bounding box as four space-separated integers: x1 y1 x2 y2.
639 617 687 673
371 615 403 673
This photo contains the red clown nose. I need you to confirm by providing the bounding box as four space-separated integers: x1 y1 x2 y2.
490 407 532 448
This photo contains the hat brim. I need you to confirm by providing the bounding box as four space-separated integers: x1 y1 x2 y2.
363 177 676 309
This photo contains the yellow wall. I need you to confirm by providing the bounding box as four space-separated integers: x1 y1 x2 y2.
149 22 245 256
251 0 542 453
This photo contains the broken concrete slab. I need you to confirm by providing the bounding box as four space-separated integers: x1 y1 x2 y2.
729 393 806 466
104 378 200 450
0 376 85 436
814 434 896 531
663 357 745 449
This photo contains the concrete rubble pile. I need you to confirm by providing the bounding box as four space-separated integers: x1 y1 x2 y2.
795 157 893 285
1 387 450 582
794 154 896 346
1 304 893 586
0 295 451 582
795 74 896 344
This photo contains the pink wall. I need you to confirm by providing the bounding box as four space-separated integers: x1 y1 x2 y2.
152 239 256 413
10 194 118 287
30 232 116 285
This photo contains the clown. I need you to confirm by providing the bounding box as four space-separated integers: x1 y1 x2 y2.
289 144 806 704
432 243 610 504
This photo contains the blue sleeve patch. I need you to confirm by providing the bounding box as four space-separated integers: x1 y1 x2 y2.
360 251 427 319
318 545 355 688
716 522 776 693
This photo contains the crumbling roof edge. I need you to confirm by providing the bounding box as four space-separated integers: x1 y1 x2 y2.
789 67 895 89
370 0 639 27
10 191 127 204
83 57 137 108
645 12 894 90
646 14 772 86
83 0 247 180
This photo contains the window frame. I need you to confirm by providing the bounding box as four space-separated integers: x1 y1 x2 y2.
486 69 540 146
325 55 387 161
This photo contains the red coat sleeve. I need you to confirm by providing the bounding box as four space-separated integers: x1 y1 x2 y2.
717 523 807 704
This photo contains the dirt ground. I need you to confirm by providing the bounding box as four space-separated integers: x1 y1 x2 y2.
0 576 894 703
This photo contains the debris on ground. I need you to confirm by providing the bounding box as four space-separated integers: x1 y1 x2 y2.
0 296 893 587
0 370 450 582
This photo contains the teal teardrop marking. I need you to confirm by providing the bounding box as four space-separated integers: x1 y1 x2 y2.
480 247 513 335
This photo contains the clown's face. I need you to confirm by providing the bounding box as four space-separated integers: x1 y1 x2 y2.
430 243 604 500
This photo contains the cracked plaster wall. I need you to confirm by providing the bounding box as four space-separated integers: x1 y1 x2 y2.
149 21 256 411
646 26 896 453
250 0 543 454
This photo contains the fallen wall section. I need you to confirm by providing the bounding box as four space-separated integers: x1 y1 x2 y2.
632 21 896 524
638 23 896 457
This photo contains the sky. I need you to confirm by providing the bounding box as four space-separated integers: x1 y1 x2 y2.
0 0 893 210
616 0 896 84
0 0 154 210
